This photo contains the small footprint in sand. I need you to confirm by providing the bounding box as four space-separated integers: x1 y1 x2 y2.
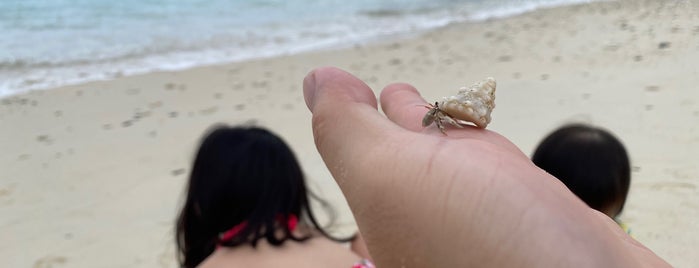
33 255 68 268
232 83 245 91
388 58 402 65
650 182 697 191
658 42 671 49
36 135 52 144
199 106 218 115
164 83 176 90
133 110 152 120
386 43 401 50
251 81 268 88
148 101 163 109
604 44 620 51
497 55 512 62
171 168 186 176
645 86 660 92
0 187 12 197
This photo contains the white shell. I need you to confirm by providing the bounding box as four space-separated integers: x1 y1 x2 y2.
438 77 496 128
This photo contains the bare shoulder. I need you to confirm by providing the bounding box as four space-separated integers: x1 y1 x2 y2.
199 237 361 268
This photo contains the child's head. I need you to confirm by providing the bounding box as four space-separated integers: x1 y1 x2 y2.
532 123 630 218
176 125 330 267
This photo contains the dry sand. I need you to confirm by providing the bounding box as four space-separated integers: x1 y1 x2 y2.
2 0 698 267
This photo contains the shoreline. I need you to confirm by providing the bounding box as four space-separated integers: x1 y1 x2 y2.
2 1 699 267
0 0 603 100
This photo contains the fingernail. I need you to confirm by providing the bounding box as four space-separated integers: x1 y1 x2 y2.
303 70 317 110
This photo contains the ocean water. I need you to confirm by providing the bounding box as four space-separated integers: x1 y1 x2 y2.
0 0 598 97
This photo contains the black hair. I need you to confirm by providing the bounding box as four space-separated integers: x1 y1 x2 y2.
532 123 630 218
176 125 350 268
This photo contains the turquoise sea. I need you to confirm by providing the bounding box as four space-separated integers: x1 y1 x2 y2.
0 0 599 97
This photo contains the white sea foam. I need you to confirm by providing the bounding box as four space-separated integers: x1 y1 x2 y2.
0 0 603 98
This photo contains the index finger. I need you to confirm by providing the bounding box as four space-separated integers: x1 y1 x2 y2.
379 83 528 157
380 83 432 132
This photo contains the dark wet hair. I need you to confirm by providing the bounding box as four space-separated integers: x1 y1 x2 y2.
532 123 630 218
176 125 350 268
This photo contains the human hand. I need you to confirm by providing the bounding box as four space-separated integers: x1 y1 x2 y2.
303 67 669 267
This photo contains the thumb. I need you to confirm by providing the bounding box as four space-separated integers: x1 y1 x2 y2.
303 66 377 112
302 66 401 187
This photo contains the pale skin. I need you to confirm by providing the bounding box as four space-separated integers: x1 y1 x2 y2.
199 228 371 268
303 67 671 267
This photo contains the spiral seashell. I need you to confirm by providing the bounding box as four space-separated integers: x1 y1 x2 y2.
422 77 496 133
438 77 496 128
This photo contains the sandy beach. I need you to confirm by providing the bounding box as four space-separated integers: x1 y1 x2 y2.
2 0 698 267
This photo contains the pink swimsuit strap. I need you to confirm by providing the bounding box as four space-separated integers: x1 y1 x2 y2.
352 259 376 268
218 214 299 245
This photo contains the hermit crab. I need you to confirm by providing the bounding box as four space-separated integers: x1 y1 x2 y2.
422 77 496 134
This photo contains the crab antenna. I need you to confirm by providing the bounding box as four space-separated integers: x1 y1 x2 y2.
419 102 435 109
